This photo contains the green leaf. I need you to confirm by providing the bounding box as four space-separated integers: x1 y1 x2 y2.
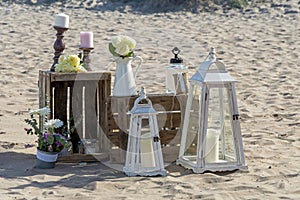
109 43 120 57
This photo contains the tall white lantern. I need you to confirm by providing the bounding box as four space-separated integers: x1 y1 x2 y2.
123 88 166 176
177 48 247 173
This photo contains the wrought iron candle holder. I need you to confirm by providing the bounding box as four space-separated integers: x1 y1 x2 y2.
50 26 68 72
79 47 94 71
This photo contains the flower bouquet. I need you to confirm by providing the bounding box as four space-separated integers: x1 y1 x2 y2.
109 35 136 58
55 54 87 72
24 107 70 168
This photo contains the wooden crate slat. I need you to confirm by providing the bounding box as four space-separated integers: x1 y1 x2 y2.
98 79 111 152
110 94 182 111
49 71 111 82
107 113 181 130
84 80 98 139
69 81 84 153
53 81 68 123
157 113 181 129
57 153 109 163
159 129 181 145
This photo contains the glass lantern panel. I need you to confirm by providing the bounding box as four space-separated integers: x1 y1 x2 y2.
139 117 156 169
205 86 237 163
183 85 202 162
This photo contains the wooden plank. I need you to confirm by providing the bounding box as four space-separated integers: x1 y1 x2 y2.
159 129 181 145
38 71 46 130
46 73 53 119
98 78 111 152
107 113 182 131
50 71 111 82
84 80 98 139
57 153 109 163
157 113 182 129
53 81 68 125
110 95 182 112
70 81 84 153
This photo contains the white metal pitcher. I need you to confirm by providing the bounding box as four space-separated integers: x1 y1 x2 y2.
113 56 143 96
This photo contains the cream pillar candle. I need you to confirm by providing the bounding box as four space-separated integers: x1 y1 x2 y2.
80 32 94 48
140 133 155 168
205 129 220 163
54 13 69 28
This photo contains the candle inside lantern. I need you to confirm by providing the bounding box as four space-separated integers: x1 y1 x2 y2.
205 129 220 163
54 13 69 28
140 133 156 168
80 31 94 48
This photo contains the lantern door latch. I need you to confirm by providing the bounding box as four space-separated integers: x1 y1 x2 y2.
233 114 240 120
153 136 160 142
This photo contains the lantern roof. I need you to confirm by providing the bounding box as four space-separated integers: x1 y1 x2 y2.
130 87 157 115
190 48 236 84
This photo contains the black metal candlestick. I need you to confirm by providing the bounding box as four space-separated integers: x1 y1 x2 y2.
79 47 94 71
50 26 68 72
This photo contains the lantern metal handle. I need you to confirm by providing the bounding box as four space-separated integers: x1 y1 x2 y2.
133 87 153 108
195 47 227 81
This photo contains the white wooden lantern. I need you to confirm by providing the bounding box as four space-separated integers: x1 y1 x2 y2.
177 48 247 173
123 88 166 176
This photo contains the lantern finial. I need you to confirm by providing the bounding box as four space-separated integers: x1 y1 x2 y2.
139 86 146 97
209 47 216 61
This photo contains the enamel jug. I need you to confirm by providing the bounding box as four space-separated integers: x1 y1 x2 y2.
113 56 143 96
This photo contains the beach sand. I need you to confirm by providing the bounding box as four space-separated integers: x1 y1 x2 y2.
0 0 299 199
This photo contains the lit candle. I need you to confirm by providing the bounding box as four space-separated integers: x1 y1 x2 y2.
80 32 94 48
140 133 155 168
205 129 220 163
54 13 69 28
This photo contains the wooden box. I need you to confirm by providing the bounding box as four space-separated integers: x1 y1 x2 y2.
38 70 111 154
39 70 187 163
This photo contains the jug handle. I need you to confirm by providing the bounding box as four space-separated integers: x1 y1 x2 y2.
132 56 143 79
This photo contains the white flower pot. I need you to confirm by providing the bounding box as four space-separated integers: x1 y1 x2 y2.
35 149 58 169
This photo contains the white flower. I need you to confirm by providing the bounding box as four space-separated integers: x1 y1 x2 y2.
44 119 64 129
110 35 136 57
29 107 50 116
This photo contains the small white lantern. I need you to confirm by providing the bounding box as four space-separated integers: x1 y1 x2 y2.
123 87 166 176
177 48 247 173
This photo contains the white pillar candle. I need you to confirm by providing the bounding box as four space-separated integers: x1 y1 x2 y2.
80 32 94 48
54 13 69 28
205 129 220 163
140 133 155 168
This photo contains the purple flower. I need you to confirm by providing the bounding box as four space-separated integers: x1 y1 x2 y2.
56 141 62 147
43 133 49 140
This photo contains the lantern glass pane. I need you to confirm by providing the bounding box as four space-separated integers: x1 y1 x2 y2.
183 85 202 162
139 117 156 168
205 87 236 163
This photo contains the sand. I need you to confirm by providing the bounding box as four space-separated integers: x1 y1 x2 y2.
0 0 299 199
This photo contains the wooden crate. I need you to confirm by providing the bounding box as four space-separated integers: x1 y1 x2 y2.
39 70 111 154
105 94 187 163
39 70 187 163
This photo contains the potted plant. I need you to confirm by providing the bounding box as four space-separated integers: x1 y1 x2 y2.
24 107 70 169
